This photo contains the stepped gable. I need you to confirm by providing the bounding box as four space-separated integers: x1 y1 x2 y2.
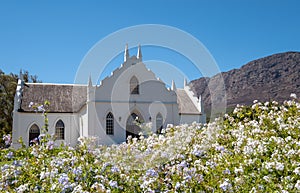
20 83 87 113
176 89 200 115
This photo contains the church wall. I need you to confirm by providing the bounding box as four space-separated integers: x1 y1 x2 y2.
78 106 88 138
12 112 80 147
90 101 179 145
86 58 180 145
180 114 203 124
199 114 206 124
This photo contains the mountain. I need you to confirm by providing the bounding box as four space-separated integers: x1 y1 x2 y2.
190 51 300 116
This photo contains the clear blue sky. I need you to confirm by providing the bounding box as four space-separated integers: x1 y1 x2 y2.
0 0 299 86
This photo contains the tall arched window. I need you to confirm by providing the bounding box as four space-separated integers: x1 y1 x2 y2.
29 124 40 146
130 76 139 94
106 112 114 135
55 120 65 140
156 113 163 133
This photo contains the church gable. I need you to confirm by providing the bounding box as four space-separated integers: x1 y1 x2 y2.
176 89 200 115
92 45 177 102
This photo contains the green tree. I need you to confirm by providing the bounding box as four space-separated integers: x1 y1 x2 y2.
0 69 40 147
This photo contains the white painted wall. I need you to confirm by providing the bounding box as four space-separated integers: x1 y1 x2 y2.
87 57 180 145
12 111 80 147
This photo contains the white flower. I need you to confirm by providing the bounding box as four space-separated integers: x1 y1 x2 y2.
275 162 284 171
215 145 225 152
220 179 232 191
223 168 231 175
166 124 173 128
175 182 181 189
294 167 300 175
290 93 297 99
16 184 28 193
295 180 300 190
28 101 34 108
263 176 270 182
72 185 83 193
37 105 45 112
91 182 105 191
109 180 118 188
234 166 244 174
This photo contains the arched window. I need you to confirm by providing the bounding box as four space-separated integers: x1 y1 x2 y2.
55 120 65 140
29 124 40 146
106 112 114 135
130 76 139 94
29 124 40 134
156 113 163 133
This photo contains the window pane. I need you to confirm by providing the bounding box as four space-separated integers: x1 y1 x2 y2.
55 120 65 140
29 124 40 133
156 113 163 133
106 113 114 135
130 76 139 94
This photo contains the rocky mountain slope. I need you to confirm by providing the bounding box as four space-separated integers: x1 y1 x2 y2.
190 52 300 114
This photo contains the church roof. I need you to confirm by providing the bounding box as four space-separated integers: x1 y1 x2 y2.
176 89 201 115
20 84 200 115
20 83 87 113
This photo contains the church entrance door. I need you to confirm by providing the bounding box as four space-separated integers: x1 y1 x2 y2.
126 112 143 140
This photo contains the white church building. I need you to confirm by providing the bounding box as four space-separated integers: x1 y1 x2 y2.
12 45 205 147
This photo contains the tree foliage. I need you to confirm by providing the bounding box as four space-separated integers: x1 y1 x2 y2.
0 69 40 147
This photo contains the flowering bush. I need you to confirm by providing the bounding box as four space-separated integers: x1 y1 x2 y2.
0 96 300 192
2 134 12 148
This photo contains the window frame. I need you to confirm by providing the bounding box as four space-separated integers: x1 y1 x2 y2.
55 120 65 140
106 112 114 135
156 113 163 134
130 76 139 95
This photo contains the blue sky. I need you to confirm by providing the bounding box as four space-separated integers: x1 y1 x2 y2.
0 0 299 87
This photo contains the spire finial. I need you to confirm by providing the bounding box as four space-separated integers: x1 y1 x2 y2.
198 95 204 113
88 75 92 87
137 44 142 60
183 78 187 87
171 80 176 91
124 44 129 62
19 69 24 81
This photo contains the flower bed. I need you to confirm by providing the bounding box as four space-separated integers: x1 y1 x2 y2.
1 96 300 192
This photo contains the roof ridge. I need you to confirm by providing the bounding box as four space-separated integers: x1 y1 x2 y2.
26 83 87 86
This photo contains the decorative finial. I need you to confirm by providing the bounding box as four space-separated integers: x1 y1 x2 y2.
171 80 176 91
19 69 24 81
198 95 204 113
183 78 187 87
88 75 92 87
124 44 129 62
137 44 142 60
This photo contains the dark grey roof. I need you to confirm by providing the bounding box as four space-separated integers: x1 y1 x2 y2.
176 89 201 115
21 83 87 113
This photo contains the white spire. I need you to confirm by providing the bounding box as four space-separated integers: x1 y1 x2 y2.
19 69 24 81
198 95 203 113
88 75 92 87
183 78 187 87
137 44 142 60
124 44 129 62
171 80 176 91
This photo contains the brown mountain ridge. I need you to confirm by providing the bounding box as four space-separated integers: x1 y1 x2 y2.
190 51 300 115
